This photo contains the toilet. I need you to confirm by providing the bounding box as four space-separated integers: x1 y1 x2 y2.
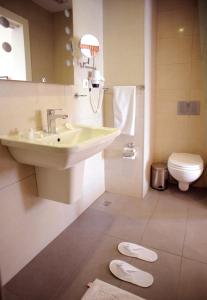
168 153 204 191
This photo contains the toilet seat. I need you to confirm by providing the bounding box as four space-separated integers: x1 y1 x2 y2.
168 153 203 171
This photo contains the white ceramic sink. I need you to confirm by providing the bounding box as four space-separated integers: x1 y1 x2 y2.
1 124 120 169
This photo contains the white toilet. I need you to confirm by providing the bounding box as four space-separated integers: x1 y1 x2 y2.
168 153 204 191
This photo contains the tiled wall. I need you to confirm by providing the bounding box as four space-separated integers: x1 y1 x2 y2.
103 0 144 86
103 0 157 197
0 0 104 285
104 88 145 197
143 0 157 195
73 0 103 89
154 0 206 178
103 0 145 198
198 0 207 159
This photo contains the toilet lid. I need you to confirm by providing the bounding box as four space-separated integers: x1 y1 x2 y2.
168 153 203 171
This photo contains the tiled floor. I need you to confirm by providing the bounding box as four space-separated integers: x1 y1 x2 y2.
3 185 207 300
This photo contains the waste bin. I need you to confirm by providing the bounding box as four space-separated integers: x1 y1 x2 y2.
151 163 168 191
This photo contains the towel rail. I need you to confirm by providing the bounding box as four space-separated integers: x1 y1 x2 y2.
103 85 144 94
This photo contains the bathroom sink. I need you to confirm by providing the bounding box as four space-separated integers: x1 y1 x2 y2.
0 124 120 169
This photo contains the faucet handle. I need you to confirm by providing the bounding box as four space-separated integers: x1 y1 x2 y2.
47 108 62 115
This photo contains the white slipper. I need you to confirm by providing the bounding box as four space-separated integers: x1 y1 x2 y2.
109 260 154 287
118 242 158 262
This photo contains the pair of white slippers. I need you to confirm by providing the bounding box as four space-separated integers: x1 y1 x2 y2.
109 242 158 288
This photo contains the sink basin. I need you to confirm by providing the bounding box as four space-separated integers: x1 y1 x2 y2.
1 124 120 169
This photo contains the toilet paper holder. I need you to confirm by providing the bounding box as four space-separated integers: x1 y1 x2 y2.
122 143 137 159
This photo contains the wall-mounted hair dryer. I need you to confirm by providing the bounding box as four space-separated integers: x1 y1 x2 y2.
88 69 105 89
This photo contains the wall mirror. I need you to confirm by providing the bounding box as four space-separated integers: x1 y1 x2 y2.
80 34 100 58
0 0 73 85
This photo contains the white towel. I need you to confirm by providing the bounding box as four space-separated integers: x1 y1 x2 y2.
81 279 145 300
113 86 136 136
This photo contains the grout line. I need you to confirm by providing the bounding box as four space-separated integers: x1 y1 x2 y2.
105 232 139 244
180 204 190 258
176 253 184 300
189 15 194 95
139 243 182 259
49 260 90 300
0 173 35 193
140 195 160 243
49 232 123 300
48 241 103 300
155 61 194 66
182 254 207 266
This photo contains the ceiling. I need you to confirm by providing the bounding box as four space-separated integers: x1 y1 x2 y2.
32 0 72 12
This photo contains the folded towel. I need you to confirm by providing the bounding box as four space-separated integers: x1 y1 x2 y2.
81 279 145 299
113 86 136 136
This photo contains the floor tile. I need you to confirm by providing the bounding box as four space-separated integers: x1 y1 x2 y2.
3 289 20 300
69 207 114 234
5 188 207 300
141 215 186 255
120 191 158 219
184 187 207 203
183 211 207 263
155 191 188 218
120 248 181 300
178 258 207 300
188 196 207 215
107 215 148 242
90 192 128 216
5 219 106 300
156 184 206 208
52 235 130 300
93 190 158 220
141 187 188 255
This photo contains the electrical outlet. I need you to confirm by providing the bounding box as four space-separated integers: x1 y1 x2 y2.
83 79 89 89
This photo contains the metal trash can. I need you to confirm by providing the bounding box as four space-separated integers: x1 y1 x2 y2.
151 163 168 191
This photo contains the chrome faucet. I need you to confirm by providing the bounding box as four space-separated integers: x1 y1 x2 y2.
47 109 68 134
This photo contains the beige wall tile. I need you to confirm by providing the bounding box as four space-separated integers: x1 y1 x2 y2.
185 116 206 140
155 115 188 140
36 83 68 131
155 2 206 176
0 81 38 134
0 145 34 189
193 7 200 37
73 0 103 88
190 60 204 89
192 35 202 61
103 0 144 86
157 64 191 90
158 0 195 12
189 88 205 106
103 0 146 197
155 89 189 114
158 8 194 39
157 37 192 65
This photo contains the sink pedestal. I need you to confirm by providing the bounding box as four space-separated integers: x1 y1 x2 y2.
35 161 85 204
